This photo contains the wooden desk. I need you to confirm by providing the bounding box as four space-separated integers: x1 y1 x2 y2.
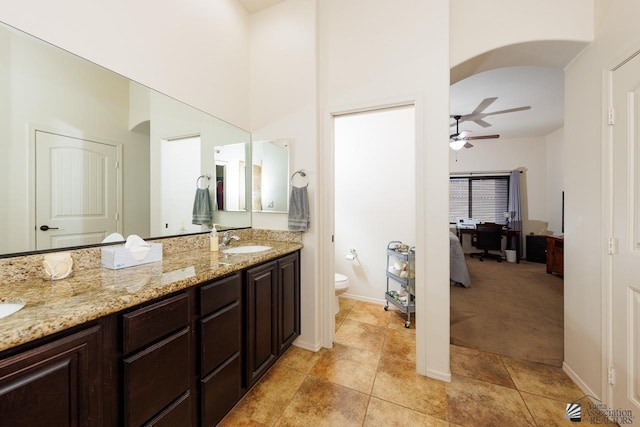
456 227 522 263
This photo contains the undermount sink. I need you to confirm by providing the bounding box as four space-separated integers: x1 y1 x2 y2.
0 300 26 319
223 245 272 254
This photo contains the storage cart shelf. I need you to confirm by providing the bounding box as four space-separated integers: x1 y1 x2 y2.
384 241 415 328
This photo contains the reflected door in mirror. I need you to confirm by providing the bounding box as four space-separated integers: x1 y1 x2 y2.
35 130 120 250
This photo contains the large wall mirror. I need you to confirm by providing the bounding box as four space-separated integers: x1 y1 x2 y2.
252 139 290 213
0 21 251 257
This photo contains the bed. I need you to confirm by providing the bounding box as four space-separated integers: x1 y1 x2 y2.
450 232 471 287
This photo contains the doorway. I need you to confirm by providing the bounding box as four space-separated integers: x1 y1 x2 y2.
332 105 416 335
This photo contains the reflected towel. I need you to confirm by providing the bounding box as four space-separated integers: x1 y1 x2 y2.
288 185 310 231
192 188 212 225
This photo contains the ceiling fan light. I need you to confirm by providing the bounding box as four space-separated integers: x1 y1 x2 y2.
449 138 466 151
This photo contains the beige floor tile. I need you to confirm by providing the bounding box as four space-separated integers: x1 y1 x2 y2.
382 328 416 364
339 296 357 312
335 318 387 353
232 364 306 425
347 301 391 327
521 392 619 426
372 357 448 420
218 410 268 426
309 343 380 394
450 344 515 388
275 376 369 426
363 397 448 426
446 374 535 426
387 308 416 331
502 356 584 402
277 345 322 374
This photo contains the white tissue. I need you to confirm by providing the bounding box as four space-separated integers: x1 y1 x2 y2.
102 232 125 243
345 253 355 260
125 235 152 261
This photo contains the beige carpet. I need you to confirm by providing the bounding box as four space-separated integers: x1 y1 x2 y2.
450 257 564 367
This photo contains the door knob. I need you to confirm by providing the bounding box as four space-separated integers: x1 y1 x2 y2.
40 225 59 231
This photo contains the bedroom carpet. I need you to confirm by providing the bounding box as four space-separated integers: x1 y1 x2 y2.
450 257 564 367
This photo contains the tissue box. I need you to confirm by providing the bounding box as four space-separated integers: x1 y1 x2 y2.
101 243 163 270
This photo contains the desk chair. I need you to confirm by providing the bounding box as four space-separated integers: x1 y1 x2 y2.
470 223 503 262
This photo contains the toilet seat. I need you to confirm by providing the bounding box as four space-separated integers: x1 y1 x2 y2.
335 273 349 291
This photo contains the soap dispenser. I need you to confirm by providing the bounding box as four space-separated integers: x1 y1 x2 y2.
210 225 219 252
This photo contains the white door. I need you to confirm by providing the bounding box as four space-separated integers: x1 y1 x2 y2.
612 51 640 423
35 130 119 250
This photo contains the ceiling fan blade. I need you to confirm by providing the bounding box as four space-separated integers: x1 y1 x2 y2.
471 97 498 115
473 119 492 128
467 134 499 140
464 142 474 149
484 106 531 116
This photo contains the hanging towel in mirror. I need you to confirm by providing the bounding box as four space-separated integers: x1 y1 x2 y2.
288 185 310 231
192 188 212 225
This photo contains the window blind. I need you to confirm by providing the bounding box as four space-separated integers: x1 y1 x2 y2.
449 176 510 224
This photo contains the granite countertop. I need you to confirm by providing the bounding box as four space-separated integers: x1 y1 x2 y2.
0 239 302 353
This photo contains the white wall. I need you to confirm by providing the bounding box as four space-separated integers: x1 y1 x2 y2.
318 0 451 380
334 106 415 303
450 0 593 69
0 0 251 130
546 127 564 236
563 0 640 400
248 0 318 350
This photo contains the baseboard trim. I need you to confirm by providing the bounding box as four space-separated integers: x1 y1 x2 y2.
341 293 385 305
425 368 452 383
293 337 322 352
563 361 599 400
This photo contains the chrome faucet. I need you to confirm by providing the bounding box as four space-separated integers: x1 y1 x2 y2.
220 231 240 247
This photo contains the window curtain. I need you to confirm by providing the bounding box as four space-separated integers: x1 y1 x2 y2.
508 169 522 250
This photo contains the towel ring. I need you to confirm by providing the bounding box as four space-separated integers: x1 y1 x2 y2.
290 169 308 186
196 174 211 189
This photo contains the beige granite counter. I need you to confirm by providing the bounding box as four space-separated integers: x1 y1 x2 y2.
0 238 302 353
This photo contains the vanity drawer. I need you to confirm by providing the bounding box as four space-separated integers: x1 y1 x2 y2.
123 328 190 427
200 301 241 375
122 293 190 354
200 273 241 316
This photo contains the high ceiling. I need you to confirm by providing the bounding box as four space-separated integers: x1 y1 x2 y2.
450 66 564 141
237 1 578 142
237 0 286 14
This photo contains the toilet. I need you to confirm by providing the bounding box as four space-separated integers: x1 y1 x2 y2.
334 273 350 314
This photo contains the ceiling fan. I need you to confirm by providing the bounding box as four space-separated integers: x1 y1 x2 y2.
449 97 530 150
449 115 500 150
450 97 531 128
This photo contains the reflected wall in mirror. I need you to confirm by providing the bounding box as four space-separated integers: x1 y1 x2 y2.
214 140 250 213
252 139 290 213
0 21 251 256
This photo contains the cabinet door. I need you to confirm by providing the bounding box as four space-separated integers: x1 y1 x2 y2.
0 325 102 427
277 252 300 353
123 328 190 427
245 261 278 387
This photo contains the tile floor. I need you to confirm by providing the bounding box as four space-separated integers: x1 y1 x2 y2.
220 298 614 426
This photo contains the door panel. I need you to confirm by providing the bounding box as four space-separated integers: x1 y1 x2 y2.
35 130 119 249
612 50 640 417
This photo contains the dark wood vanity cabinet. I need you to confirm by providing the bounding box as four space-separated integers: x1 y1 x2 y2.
0 250 300 427
245 252 300 387
121 292 192 427
0 325 102 427
199 272 242 427
277 252 301 354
